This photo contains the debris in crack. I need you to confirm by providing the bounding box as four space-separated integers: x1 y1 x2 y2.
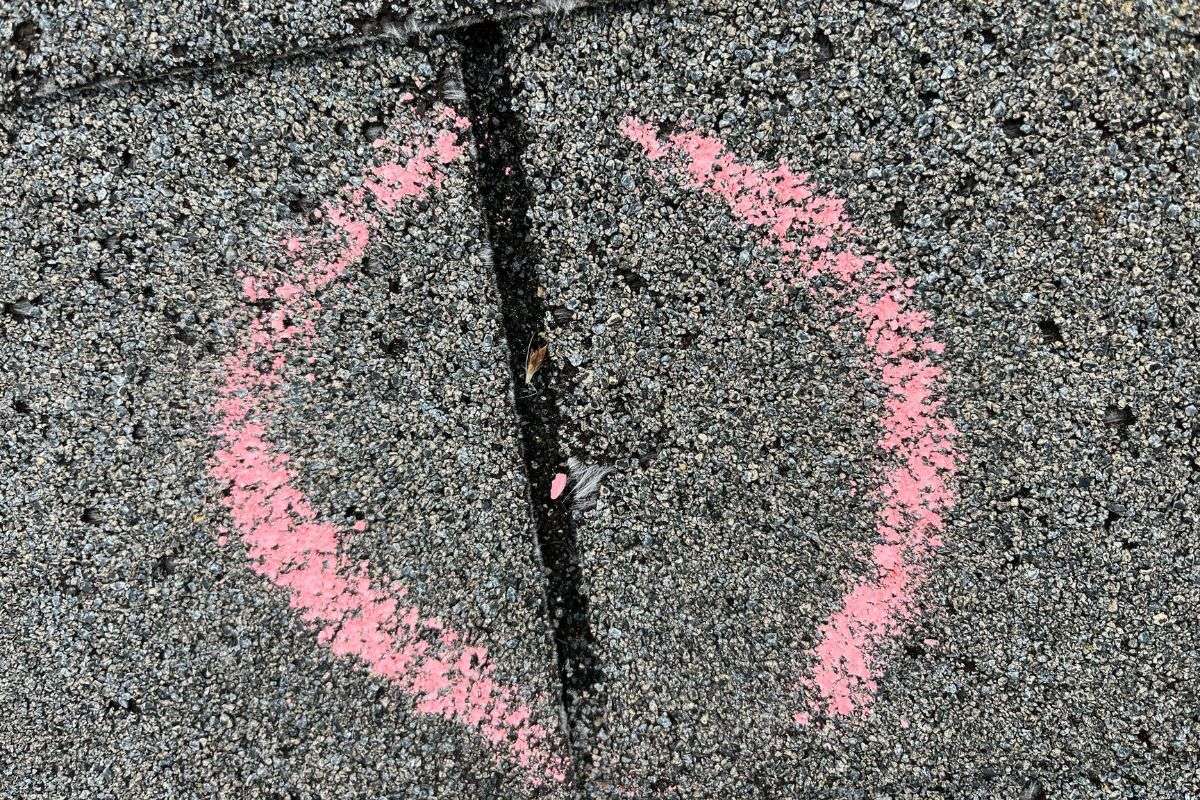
565 457 614 513
526 341 549 384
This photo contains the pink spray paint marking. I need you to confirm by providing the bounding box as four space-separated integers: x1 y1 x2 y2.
208 107 565 784
620 117 960 724
549 472 568 500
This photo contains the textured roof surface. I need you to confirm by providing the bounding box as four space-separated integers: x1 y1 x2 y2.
0 0 603 107
1 37 569 798
2 0 1199 797
506 0 1200 794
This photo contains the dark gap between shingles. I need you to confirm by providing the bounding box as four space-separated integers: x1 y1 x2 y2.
457 18 603 789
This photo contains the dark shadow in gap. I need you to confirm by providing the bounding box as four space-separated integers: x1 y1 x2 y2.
457 19 604 787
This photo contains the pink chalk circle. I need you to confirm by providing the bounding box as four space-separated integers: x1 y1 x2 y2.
208 106 565 784
620 117 960 724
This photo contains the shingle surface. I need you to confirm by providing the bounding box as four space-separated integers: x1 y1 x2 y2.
2 0 1200 796
504 0 1200 795
0 38 570 799
0 0 607 109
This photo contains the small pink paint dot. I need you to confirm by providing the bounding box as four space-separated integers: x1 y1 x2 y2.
900 717 910 729
216 532 229 548
549 472 568 500
352 519 368 532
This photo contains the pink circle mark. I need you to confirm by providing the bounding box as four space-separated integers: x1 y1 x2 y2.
207 107 961 790
621 117 961 724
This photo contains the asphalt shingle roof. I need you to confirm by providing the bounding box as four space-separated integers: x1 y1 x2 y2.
2 0 1199 796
